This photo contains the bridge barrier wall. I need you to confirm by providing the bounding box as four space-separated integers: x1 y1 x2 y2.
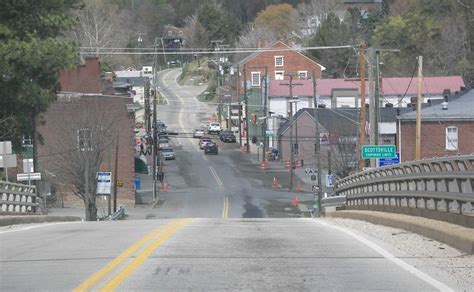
334 155 474 228
0 181 38 214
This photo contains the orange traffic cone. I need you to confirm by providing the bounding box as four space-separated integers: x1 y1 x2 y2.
293 196 299 207
296 180 302 192
161 182 169 193
272 177 282 189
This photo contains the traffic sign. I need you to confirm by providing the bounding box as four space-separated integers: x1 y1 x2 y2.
17 172 41 181
96 172 112 195
305 167 317 175
362 145 396 159
379 152 400 167
326 174 334 188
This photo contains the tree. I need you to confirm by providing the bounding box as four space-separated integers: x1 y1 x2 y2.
197 2 242 47
296 0 343 40
68 0 133 67
308 12 357 78
254 3 298 41
0 0 79 164
41 98 117 221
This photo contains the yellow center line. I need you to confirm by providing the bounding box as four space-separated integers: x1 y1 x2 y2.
99 219 192 291
209 166 224 190
222 196 229 218
73 220 183 292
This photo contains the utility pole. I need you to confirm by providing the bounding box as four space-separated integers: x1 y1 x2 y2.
144 78 151 133
244 64 250 153
368 47 376 168
262 66 268 162
415 56 423 160
374 50 381 145
152 89 158 202
237 64 242 147
358 44 367 171
281 73 303 190
113 133 119 212
312 70 323 217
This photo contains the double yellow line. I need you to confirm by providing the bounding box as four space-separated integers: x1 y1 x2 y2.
74 219 191 291
222 196 229 218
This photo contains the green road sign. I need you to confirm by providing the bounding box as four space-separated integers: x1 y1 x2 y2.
362 145 396 159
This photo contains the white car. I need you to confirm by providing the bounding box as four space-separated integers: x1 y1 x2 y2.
193 128 205 138
199 138 212 149
207 122 221 134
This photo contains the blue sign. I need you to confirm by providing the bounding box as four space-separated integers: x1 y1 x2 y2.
134 176 141 190
379 152 400 167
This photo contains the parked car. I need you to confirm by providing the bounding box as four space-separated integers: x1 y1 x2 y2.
204 142 218 155
193 128 205 138
199 137 212 149
207 122 221 134
158 138 170 150
219 130 236 143
160 147 175 160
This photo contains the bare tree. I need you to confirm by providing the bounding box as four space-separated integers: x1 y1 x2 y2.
183 13 209 50
68 0 133 66
0 115 15 140
42 97 116 221
234 23 277 62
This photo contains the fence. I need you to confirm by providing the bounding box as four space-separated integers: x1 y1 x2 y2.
1 181 38 214
334 155 474 225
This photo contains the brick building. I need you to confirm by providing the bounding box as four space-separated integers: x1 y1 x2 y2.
397 89 474 162
38 58 136 209
234 41 325 141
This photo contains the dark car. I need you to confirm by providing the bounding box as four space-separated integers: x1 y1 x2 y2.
204 142 218 155
220 130 236 143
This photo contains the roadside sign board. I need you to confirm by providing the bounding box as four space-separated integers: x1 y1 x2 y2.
0 141 12 155
326 174 334 188
305 167 317 175
17 172 41 181
96 172 112 195
0 154 17 168
362 145 396 159
379 152 400 167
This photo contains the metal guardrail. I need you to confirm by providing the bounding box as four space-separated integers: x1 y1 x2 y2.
105 206 126 220
0 181 38 214
334 155 474 215
321 195 346 208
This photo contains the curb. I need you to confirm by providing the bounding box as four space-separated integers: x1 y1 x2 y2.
0 215 82 227
325 210 474 254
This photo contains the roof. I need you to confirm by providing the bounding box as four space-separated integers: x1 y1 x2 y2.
237 41 323 69
115 77 148 87
278 107 410 136
268 76 465 98
399 89 474 121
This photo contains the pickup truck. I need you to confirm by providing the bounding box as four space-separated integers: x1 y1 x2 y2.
207 122 221 134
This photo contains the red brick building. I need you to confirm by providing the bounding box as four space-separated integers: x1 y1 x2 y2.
38 57 136 209
397 89 474 162
237 41 324 90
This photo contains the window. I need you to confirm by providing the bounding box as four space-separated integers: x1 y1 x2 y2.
251 72 261 87
275 71 284 80
77 128 92 151
446 126 458 150
298 71 307 80
275 56 284 67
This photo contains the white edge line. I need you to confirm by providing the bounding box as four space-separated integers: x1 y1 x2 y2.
317 220 454 292
0 221 83 235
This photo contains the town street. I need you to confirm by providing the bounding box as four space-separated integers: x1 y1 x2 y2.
147 68 314 218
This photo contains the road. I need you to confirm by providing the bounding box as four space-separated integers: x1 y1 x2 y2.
0 69 460 291
144 68 313 218
0 218 456 291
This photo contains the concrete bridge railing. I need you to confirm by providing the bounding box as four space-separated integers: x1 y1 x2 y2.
334 155 474 227
0 181 38 214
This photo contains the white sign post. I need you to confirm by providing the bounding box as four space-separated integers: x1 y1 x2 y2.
0 141 15 182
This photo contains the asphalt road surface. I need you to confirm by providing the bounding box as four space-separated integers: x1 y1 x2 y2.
150 69 313 219
0 218 456 291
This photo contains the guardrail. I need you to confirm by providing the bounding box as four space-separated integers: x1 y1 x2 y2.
334 155 474 225
0 181 38 214
105 206 125 220
321 195 346 208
